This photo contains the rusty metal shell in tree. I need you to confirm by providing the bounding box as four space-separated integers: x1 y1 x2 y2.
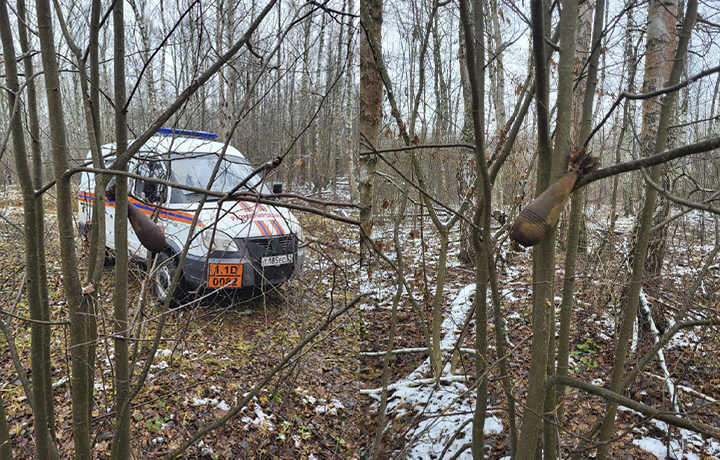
106 182 167 253
510 149 600 247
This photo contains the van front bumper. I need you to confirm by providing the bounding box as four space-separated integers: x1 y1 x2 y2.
179 234 301 290
182 255 297 290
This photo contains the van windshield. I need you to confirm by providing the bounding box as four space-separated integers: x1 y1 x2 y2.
169 154 269 203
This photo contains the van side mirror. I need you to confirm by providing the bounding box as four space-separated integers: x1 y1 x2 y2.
272 182 283 194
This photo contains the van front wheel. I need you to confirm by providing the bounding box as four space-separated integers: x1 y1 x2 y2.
151 252 188 307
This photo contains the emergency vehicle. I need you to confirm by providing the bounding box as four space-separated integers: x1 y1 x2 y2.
78 128 305 305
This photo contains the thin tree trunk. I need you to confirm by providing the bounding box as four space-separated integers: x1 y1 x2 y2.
313 15 327 193
345 0 357 200
432 14 447 139
456 5 477 265
359 0 382 261
571 1 593 145
17 0 55 440
488 0 506 209
488 0 506 130
128 0 159 121
110 0 131 456
595 1 696 458
609 9 639 235
36 0 94 455
458 0 492 457
541 1 580 457
556 0 605 431
0 391 11 460
516 0 579 456
0 2 57 458
431 231 450 379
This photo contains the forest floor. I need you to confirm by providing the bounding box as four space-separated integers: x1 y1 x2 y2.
1 192 719 459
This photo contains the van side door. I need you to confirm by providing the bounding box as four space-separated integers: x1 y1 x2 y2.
129 157 168 258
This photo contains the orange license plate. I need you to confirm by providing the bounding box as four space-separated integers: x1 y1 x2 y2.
208 264 243 288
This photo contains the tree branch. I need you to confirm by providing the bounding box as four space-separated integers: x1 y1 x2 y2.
574 136 720 189
544 375 720 439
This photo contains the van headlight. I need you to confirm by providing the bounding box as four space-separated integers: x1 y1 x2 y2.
201 230 239 253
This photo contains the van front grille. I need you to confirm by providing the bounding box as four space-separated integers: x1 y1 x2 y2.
243 235 297 259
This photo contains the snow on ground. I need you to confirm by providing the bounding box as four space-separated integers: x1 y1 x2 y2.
355 207 718 458
370 284 504 459
632 436 700 460
239 398 275 431
191 396 231 412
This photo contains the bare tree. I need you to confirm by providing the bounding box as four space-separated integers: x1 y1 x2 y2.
515 0 580 457
594 1 695 458
0 1 57 457
359 0 383 262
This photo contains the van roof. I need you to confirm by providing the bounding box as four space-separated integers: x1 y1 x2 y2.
92 133 244 160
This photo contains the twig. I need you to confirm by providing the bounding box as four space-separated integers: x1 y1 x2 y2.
640 166 720 215
544 375 720 439
359 375 472 395
575 135 720 190
360 347 477 357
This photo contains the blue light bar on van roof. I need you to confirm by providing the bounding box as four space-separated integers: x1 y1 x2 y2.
156 127 218 139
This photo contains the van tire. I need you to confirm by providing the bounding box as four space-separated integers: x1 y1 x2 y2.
151 252 188 307
104 247 116 267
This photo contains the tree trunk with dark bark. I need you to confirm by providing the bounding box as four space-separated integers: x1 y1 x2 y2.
359 0 383 262
595 1 695 458
0 2 57 457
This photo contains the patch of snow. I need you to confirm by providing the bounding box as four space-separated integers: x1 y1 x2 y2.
501 288 519 302
371 283 507 459
151 360 169 370
192 397 213 406
706 439 720 456
156 348 173 357
484 415 503 434
315 398 345 415
52 376 68 388
215 400 230 412
667 327 700 349
618 405 642 417
632 437 698 460
330 399 345 411
597 313 616 330
297 389 317 405
677 385 717 403
241 405 275 431
315 405 328 414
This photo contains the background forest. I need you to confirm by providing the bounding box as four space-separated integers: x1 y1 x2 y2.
1 0 720 459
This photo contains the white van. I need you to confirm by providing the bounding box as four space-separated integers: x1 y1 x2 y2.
78 128 305 305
